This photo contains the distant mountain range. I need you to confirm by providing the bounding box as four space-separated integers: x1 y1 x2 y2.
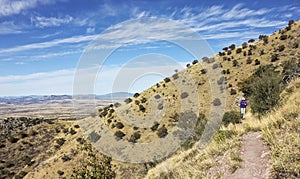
0 92 133 105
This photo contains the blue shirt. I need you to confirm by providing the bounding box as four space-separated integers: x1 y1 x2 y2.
240 101 247 108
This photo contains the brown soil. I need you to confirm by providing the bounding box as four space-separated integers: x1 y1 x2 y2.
224 132 271 179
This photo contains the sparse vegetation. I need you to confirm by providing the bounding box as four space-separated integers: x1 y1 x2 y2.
157 125 168 138
222 111 241 127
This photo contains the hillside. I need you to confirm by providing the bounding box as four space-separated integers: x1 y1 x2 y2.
1 20 299 179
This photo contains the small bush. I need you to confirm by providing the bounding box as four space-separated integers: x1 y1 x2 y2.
151 122 160 131
242 42 248 49
157 125 168 138
213 98 221 106
246 57 252 64
229 44 236 50
61 155 71 162
76 137 85 144
8 136 19 143
154 94 161 99
114 131 125 139
280 34 287 40
212 63 219 69
236 48 242 54
164 77 171 83
255 59 260 65
248 39 255 43
157 103 163 110
172 73 179 80
217 76 226 85
115 122 124 129
124 98 132 104
192 59 199 64
278 45 285 52
232 60 238 67
129 132 141 143
230 89 237 95
74 124 80 128
70 128 77 135
141 97 147 103
56 138 66 146
222 111 241 127
57 170 64 176
201 69 207 74
139 105 146 112
114 102 121 108
133 93 140 98
135 100 140 105
180 92 189 99
271 54 279 62
186 63 190 68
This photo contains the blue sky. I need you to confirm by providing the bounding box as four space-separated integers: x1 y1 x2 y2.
0 0 299 96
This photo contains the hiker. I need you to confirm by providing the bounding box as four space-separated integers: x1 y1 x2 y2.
240 97 248 119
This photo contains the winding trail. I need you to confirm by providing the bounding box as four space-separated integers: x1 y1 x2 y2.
224 132 271 179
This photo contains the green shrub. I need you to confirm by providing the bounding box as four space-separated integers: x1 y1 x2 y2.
192 59 199 64
222 111 241 127
157 125 168 138
278 45 285 52
172 73 179 80
255 59 260 65
114 131 125 139
135 100 140 105
8 135 19 143
201 69 207 74
228 44 235 50
230 89 237 95
151 122 159 131
129 132 141 143
213 98 221 106
115 122 124 129
232 60 238 67
124 98 132 104
236 48 242 54
180 92 189 99
134 93 140 98
70 128 77 135
271 53 279 62
164 77 171 83
280 34 287 40
56 138 66 146
246 57 252 64
154 94 161 99
57 170 64 176
139 105 146 112
240 65 282 114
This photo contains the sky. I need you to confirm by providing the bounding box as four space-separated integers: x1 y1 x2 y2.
0 0 299 96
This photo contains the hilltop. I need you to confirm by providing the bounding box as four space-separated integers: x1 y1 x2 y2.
0 20 299 179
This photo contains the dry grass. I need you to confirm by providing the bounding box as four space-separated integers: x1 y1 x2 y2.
146 78 300 178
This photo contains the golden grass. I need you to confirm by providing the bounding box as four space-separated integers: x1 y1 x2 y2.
146 78 300 178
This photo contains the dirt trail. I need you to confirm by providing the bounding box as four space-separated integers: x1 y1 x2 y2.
224 132 271 179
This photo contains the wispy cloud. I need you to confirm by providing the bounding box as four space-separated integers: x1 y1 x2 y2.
31 15 73 27
0 0 64 17
0 21 23 34
0 34 97 54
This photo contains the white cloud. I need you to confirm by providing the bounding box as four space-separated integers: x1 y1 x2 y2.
31 15 73 27
0 34 97 54
86 27 95 34
0 0 65 17
0 68 75 96
0 21 23 34
0 0 37 17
